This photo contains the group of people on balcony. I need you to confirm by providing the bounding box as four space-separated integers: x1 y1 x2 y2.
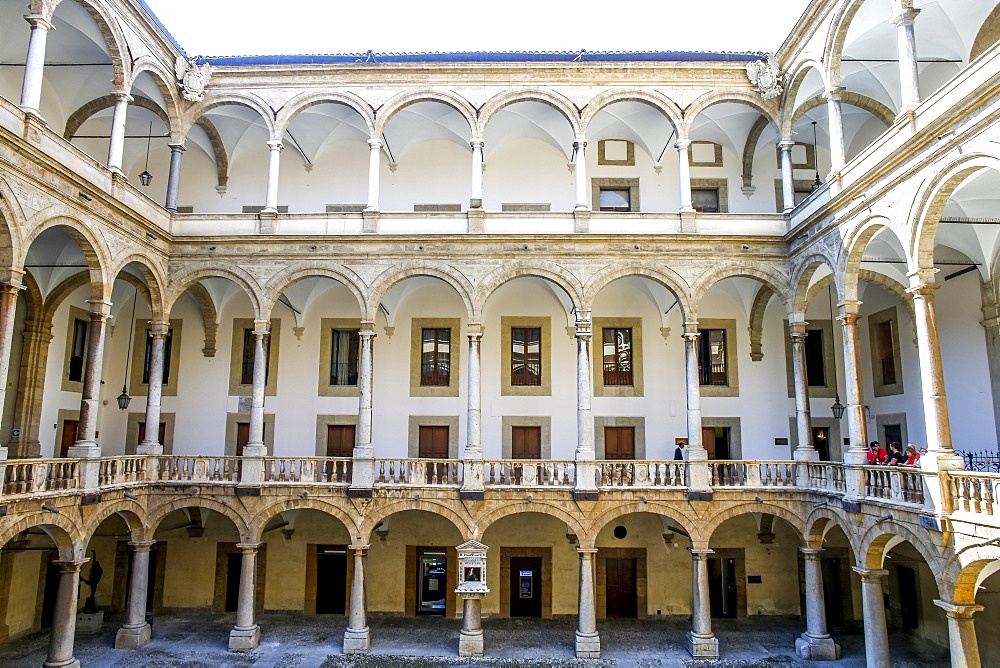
867 441 923 467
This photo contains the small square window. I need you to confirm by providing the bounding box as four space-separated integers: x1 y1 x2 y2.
599 188 631 212
692 189 720 213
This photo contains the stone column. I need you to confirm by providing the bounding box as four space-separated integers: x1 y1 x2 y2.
68 300 111 457
244 320 269 458
575 547 600 658
106 91 131 172
20 14 53 116
826 88 846 176
779 140 796 212
795 548 840 659
343 544 370 653
45 558 87 668
854 568 889 668
228 543 261 651
0 281 23 431
893 8 921 111
789 320 817 461
934 600 983 668
115 541 155 649
10 317 52 458
683 323 711 491
263 140 283 213
137 321 168 455
908 270 963 470
350 324 375 495
459 593 485 656
676 138 694 211
470 139 484 208
838 300 868 456
687 548 719 658
164 142 185 212
366 139 381 211
461 325 484 497
573 139 588 210
574 309 597 497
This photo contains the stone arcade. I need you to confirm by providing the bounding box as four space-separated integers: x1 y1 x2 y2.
0 0 999 666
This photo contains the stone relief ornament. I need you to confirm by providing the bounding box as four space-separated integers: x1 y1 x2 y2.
746 53 783 100
175 56 212 102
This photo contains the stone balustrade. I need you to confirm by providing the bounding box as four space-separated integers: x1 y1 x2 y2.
863 465 925 505
484 460 576 487
597 461 685 488
263 457 352 484
947 471 999 516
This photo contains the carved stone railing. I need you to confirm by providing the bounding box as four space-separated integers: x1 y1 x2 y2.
263 457 351 484
484 460 576 487
97 456 147 487
154 456 241 483
863 466 925 505
375 458 462 486
711 461 798 488
2 459 80 495
806 462 847 493
597 461 685 488
947 471 1000 516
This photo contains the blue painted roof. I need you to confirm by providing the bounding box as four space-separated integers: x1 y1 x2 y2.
199 50 763 66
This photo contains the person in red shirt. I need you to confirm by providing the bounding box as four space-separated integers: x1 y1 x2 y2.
905 444 921 466
866 441 887 464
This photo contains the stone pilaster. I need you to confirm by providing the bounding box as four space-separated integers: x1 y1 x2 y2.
0 280 23 434
10 317 52 458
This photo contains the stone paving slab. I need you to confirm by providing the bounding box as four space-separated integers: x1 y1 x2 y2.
0 612 950 667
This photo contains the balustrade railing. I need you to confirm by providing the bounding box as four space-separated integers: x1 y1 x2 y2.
948 472 999 516
484 460 575 487
806 462 846 493
2 459 79 495
154 456 241 483
375 458 461 486
863 466 925 505
97 456 146 486
598 461 685 487
263 457 351 484
711 461 798 487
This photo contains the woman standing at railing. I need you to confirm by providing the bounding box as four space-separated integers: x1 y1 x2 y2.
905 444 921 467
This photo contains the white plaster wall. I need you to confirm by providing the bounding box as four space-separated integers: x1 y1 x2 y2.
482 138 575 212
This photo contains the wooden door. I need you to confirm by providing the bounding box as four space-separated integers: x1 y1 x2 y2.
604 426 635 459
511 426 541 459
235 422 250 456
137 421 167 446
605 558 637 618
59 420 79 458
418 426 449 458
326 425 356 457
315 546 347 615
702 427 718 459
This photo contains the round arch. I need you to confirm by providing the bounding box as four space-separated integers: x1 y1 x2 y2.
945 540 1000 605
65 0 132 90
375 90 477 138
824 0 870 89
0 513 80 559
689 261 792 315
579 89 682 134
163 263 263 320
803 510 860 556
474 262 585 320
477 88 581 137
261 264 367 317
366 262 476 323
791 251 840 313
583 264 691 321
275 91 376 138
0 178 26 273
358 500 473 543
475 503 586 544
700 503 807 547
586 503 698 545
842 215 902 303
109 255 168 320
147 496 251 540
127 56 182 128
22 213 112 299
860 521 945 586
779 59 828 139
248 498 360 541
683 91 780 136
181 93 276 139
81 505 147 544
907 153 1000 272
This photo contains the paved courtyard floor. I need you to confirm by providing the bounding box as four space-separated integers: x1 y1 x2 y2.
0 612 950 667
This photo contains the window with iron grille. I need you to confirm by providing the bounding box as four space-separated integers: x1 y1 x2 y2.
698 329 728 386
421 328 451 386
510 327 541 386
329 328 360 386
241 328 270 385
602 327 633 386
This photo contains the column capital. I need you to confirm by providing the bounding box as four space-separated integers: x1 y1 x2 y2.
236 542 262 553
252 319 270 336
573 308 592 336
779 139 796 150
470 138 484 150
824 87 845 101
891 7 920 26
933 599 983 619
688 547 715 557
168 142 186 154
674 138 691 150
906 267 939 294
789 321 809 338
682 321 700 338
466 322 484 338
111 89 133 104
24 14 54 31
266 139 283 151
348 543 370 554
799 546 825 559
576 547 598 557
359 321 377 336
837 299 862 318
55 558 89 572
368 138 383 150
852 567 888 581
128 540 156 551
148 320 170 337
86 299 112 318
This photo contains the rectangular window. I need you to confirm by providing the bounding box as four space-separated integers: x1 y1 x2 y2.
876 320 897 385
142 328 173 385
420 328 451 386
68 318 88 383
804 329 825 387
602 327 633 386
241 328 270 385
691 188 720 213
599 187 631 212
698 329 728 386
329 328 360 386
511 327 542 386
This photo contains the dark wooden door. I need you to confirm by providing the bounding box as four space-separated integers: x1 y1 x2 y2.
510 557 542 617
59 420 79 458
511 426 541 459
235 422 251 456
315 546 347 615
605 558 637 618
137 421 167 446
326 425 356 457
604 427 635 459
225 552 242 612
418 426 449 458
708 557 738 618
702 427 717 459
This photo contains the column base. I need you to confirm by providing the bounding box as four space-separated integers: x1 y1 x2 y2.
114 622 151 649
228 624 260 651
42 659 79 668
687 631 719 658
459 628 484 656
343 626 371 654
575 631 601 658
795 633 841 660
135 443 163 456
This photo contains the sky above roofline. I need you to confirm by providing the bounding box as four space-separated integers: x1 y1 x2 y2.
140 0 812 59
